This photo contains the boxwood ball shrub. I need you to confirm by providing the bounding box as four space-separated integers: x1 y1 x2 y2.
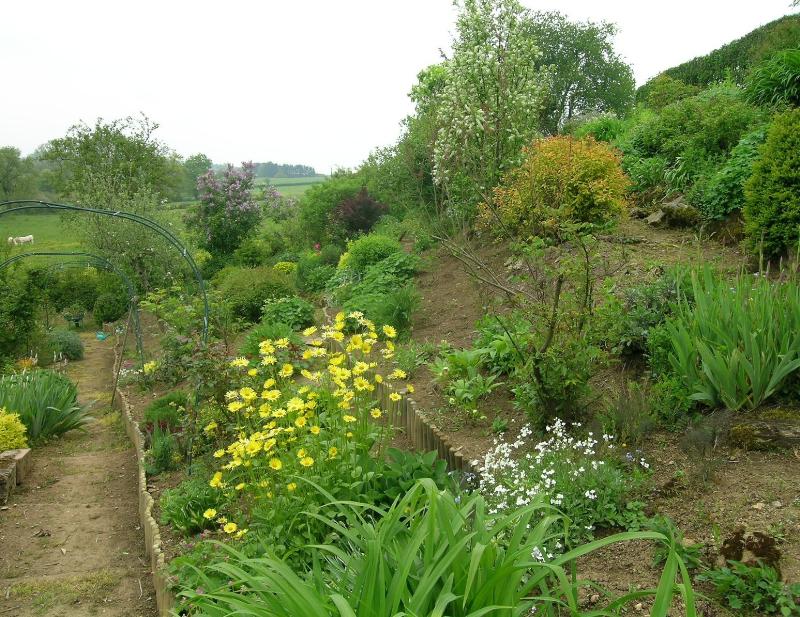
744 108 800 258
47 329 84 360
0 407 28 451
482 136 628 239
340 234 403 274
294 254 336 293
93 292 127 327
260 296 314 330
212 266 294 322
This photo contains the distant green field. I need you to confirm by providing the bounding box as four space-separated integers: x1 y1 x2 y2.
1 212 82 253
255 175 327 198
0 210 191 258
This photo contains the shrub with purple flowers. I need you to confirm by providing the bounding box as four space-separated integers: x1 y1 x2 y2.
475 419 650 545
188 162 262 256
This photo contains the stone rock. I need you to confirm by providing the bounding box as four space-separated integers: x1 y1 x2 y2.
0 457 17 506
752 502 765 510
646 209 666 225
0 449 31 484
661 196 701 227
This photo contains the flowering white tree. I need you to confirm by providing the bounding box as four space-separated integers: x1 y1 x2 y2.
433 0 550 213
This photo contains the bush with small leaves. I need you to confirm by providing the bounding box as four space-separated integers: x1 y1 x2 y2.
482 136 628 239
260 296 315 330
744 108 800 257
0 408 28 451
93 293 127 327
47 329 84 361
340 234 403 275
212 266 294 322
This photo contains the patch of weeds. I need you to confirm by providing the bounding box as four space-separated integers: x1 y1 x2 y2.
679 413 730 484
11 569 121 614
393 341 437 378
699 561 800 616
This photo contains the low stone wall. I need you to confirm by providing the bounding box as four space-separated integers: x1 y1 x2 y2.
111 344 176 616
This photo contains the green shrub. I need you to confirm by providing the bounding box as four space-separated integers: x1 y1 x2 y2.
746 49 800 108
596 271 687 358
341 234 403 274
160 475 226 535
744 108 800 257
664 268 800 411
640 74 700 110
700 561 800 616
700 126 767 219
474 312 533 375
232 236 273 267
294 254 336 293
0 370 88 442
631 85 760 163
144 391 187 431
570 113 626 142
47 329 84 361
297 175 362 243
343 285 419 338
318 244 343 266
0 408 28 451
213 266 294 322
48 268 99 311
511 340 598 428
93 292 127 327
649 374 696 428
145 425 179 476
239 322 302 358
272 261 296 275
260 296 314 330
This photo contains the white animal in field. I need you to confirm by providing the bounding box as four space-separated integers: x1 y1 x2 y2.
8 235 34 245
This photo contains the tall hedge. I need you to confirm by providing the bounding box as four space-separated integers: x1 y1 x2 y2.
637 14 800 98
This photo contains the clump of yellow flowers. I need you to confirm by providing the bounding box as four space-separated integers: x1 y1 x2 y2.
204 311 406 537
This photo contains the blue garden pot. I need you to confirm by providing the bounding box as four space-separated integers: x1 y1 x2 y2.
96 332 107 341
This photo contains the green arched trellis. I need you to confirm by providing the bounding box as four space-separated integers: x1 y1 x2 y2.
0 251 146 368
1 199 210 470
0 200 209 343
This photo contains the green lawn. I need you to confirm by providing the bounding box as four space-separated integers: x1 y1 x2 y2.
255 175 327 198
0 209 192 257
1 212 82 253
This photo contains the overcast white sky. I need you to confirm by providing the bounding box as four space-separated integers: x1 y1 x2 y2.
1 1 796 172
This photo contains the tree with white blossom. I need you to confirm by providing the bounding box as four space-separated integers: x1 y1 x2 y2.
433 0 550 216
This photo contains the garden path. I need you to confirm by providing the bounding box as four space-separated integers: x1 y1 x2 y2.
0 333 156 616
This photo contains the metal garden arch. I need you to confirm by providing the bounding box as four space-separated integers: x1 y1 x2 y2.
0 200 209 343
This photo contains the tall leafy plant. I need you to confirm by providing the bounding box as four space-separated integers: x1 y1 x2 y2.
0 370 88 441
178 479 696 616
665 268 800 411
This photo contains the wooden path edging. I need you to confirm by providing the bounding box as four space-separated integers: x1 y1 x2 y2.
111 342 176 616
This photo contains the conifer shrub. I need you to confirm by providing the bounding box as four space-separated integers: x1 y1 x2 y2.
743 108 800 257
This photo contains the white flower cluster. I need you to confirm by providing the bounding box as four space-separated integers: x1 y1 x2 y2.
474 419 615 516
